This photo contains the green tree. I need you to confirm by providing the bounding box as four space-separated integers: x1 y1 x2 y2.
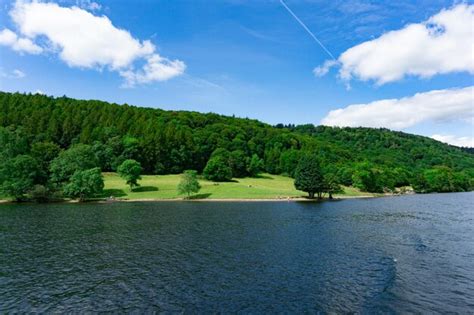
352 162 383 193
0 126 29 159
247 154 264 177
0 155 39 201
63 167 104 201
31 141 61 184
423 166 454 192
452 171 472 191
337 166 353 186
294 154 325 199
324 173 343 199
203 156 233 181
178 170 201 198
229 150 249 178
279 149 301 177
411 171 429 193
117 159 143 191
50 144 98 185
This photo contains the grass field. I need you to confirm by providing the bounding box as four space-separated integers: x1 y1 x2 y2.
103 172 374 200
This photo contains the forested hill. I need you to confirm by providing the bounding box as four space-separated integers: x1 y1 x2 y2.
1 91 473 193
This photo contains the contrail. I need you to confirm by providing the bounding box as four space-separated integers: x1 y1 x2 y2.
279 0 336 61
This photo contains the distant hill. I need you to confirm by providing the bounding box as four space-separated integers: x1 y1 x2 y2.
1 91 473 192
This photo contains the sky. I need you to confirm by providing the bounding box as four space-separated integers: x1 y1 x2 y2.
0 0 473 147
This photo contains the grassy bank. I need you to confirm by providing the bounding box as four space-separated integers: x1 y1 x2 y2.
103 172 375 200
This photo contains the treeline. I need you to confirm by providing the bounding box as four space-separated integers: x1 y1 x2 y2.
0 91 473 201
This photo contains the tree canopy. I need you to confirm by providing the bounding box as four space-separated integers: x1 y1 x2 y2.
117 159 142 191
294 154 325 199
203 156 233 182
178 170 201 198
63 167 104 201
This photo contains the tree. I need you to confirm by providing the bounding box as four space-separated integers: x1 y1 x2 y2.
63 167 104 201
0 155 39 201
279 149 301 177
337 166 353 186
178 170 201 198
323 173 343 199
352 162 383 193
0 126 29 159
423 166 454 192
229 150 249 178
247 154 264 177
294 154 325 199
203 156 233 181
117 159 142 191
31 141 61 184
50 144 99 185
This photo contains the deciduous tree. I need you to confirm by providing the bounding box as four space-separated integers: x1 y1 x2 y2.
63 167 104 201
178 170 201 198
117 159 143 191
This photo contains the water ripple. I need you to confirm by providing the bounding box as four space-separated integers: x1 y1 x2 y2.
1 192 473 312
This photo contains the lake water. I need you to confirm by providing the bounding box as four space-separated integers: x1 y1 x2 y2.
1 193 473 313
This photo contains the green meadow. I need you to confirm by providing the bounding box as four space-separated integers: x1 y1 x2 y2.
102 172 374 200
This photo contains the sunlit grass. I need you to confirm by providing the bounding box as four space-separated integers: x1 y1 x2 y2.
102 172 373 200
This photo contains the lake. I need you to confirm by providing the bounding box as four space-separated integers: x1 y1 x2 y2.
1 193 473 313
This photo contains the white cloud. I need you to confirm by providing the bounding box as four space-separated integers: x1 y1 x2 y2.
12 69 25 78
313 60 337 77
119 54 186 87
1 0 184 85
0 28 42 54
34 89 45 94
0 68 26 78
321 86 474 129
316 4 474 84
431 134 474 148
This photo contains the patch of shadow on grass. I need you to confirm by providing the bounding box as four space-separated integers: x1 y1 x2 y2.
254 174 273 179
211 179 239 184
187 193 212 200
103 189 127 197
132 186 159 192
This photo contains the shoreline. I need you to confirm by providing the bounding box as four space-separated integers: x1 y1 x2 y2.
111 194 379 202
0 194 384 204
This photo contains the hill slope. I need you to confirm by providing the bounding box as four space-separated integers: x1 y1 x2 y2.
1 91 473 193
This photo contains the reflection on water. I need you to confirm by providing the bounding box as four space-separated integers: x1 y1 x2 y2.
1 193 473 312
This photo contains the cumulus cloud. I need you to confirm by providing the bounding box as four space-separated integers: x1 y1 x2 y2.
0 28 42 54
119 54 186 87
1 0 184 85
431 134 474 148
321 86 474 129
316 4 474 84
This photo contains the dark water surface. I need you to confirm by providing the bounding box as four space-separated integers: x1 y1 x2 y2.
1 193 473 313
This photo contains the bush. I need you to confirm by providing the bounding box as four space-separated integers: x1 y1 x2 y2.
28 185 50 203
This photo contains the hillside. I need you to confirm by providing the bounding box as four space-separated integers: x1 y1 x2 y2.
1 91 473 195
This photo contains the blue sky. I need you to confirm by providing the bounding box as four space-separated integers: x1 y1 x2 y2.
0 0 473 146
